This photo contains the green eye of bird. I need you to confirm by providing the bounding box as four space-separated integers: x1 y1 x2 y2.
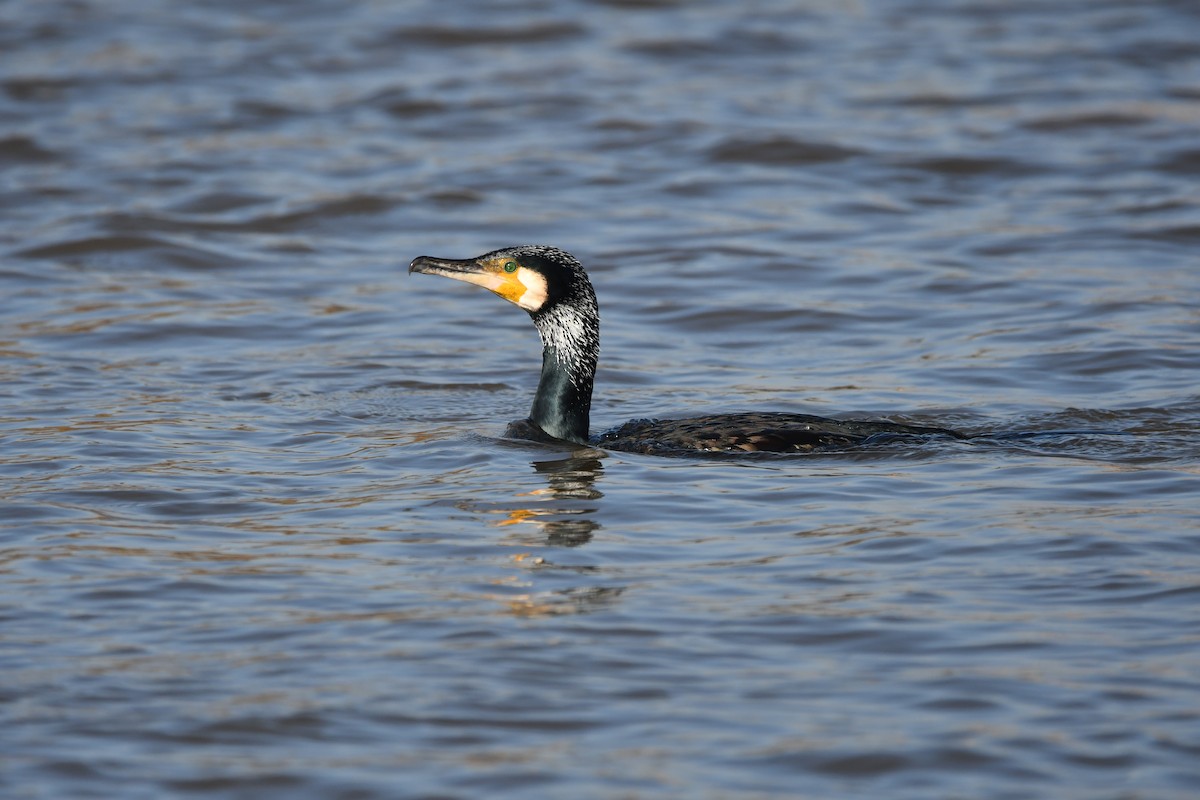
503 261 518 273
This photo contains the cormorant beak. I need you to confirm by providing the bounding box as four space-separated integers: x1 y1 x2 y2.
409 255 486 280
409 253 545 312
409 254 511 296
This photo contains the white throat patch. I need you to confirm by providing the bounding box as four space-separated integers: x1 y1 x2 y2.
515 267 548 312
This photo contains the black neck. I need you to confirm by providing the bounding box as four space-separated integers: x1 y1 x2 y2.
527 297 599 445
529 345 593 444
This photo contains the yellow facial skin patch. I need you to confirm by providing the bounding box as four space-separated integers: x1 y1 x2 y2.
466 258 547 313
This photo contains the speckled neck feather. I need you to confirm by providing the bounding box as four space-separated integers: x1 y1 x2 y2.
527 268 599 444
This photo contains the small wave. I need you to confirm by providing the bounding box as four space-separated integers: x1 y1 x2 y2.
707 135 862 166
379 21 586 47
1020 111 1149 132
1155 148 1200 174
99 194 399 235
14 235 235 270
370 379 512 393
0 134 61 164
964 404 1200 463
167 192 273 215
1127 223 1200 244
2 76 73 102
589 0 685 8
361 87 448 118
882 91 1016 108
890 154 1037 177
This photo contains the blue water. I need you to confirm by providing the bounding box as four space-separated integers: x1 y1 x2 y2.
3 1 1199 798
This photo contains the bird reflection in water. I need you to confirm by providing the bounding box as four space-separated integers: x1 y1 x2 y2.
495 453 604 547
486 453 623 617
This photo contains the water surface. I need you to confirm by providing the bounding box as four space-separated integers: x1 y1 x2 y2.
3 1 1199 798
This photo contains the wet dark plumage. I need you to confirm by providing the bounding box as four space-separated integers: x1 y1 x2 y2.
409 245 965 454
595 413 964 454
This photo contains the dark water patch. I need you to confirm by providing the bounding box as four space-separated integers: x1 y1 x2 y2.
707 135 863 166
424 188 485 206
830 198 912 217
365 379 512 393
2 76 74 102
1021 110 1150 131
1115 36 1200 69
1155 147 1200 174
0 134 61 164
76 578 236 603
879 90 1028 109
919 695 1000 712
1099 583 1200 607
380 20 587 48
181 712 332 746
455 90 594 126
586 0 686 8
163 775 309 797
228 98 297 122
18 306 296 350
591 118 704 151
650 304 849 333
890 154 1039 178
167 191 274 215
100 195 400 236
1127 223 1200 244
13 235 236 271
625 28 804 60
1015 347 1198 378
363 87 448 118
30 760 107 782
1114 198 1197 216
218 389 273 402
0 263 77 287
1039 537 1143 562
40 486 274 522
749 749 911 777
0 502 97 524
963 233 1073 258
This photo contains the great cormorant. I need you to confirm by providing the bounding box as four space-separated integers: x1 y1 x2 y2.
409 245 964 454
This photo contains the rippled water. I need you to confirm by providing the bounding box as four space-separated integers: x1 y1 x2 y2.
3 1 1200 797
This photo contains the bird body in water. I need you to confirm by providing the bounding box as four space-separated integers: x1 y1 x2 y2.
409 245 965 454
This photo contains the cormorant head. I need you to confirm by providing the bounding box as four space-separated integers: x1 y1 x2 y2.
410 245 600 443
409 245 591 317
